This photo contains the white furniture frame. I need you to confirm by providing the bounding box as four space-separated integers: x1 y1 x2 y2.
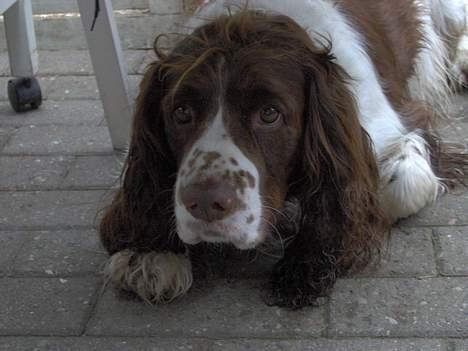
1 0 38 77
77 0 132 152
1 0 132 152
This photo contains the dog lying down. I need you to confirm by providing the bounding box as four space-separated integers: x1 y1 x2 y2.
100 0 468 309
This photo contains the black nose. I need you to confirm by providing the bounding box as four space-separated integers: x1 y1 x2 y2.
180 178 239 222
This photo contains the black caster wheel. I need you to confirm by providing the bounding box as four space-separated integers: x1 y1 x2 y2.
7 77 42 113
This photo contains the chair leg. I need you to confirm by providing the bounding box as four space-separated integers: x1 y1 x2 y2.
4 0 38 77
77 0 132 152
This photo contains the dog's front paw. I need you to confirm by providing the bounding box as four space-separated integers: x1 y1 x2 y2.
266 258 336 309
105 250 193 303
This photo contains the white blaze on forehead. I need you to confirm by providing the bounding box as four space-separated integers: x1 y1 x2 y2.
175 107 264 249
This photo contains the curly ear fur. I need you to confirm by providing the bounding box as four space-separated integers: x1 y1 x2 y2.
270 48 389 309
303 54 390 271
99 63 184 255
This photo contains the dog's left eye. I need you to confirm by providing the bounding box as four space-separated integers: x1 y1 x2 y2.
259 106 282 124
173 106 194 125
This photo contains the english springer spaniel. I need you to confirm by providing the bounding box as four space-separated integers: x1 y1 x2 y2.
100 0 468 308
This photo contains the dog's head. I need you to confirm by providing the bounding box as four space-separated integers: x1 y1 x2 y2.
102 10 382 254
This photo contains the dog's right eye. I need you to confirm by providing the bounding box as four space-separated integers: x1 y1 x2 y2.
173 106 194 125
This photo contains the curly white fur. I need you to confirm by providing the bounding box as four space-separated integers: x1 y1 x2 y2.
378 132 444 222
104 250 193 303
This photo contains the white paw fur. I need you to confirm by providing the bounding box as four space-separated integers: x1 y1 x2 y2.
105 250 193 303
378 132 443 222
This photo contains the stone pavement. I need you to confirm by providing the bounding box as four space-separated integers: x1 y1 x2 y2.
0 9 467 351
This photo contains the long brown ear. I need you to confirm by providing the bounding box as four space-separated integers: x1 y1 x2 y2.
300 54 389 271
99 63 183 255
270 52 389 308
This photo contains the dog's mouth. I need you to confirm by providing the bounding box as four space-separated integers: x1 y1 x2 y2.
176 217 264 250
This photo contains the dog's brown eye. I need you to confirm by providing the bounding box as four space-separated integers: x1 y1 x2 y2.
260 107 281 124
173 106 194 125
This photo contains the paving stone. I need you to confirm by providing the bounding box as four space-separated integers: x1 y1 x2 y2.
329 277 468 337
44 75 141 103
149 0 184 14
0 127 15 150
0 278 97 336
12 230 106 276
454 339 468 351
137 49 157 74
0 337 211 351
434 227 468 276
22 100 104 126
63 156 122 188
2 125 113 155
32 0 149 14
0 337 213 351
0 191 108 229
46 76 100 100
0 14 184 51
87 280 326 337
401 192 468 227
211 339 447 351
0 103 28 127
0 337 448 351
0 100 104 128
0 232 27 275
0 156 73 190
360 228 437 277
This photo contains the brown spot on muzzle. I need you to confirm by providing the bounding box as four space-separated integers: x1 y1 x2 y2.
199 152 222 171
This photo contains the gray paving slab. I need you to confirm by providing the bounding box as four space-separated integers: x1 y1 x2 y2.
211 339 448 351
87 280 327 338
0 104 28 127
0 278 98 336
0 338 209 351
0 14 184 51
434 227 468 276
329 277 468 337
149 0 184 14
46 76 100 100
63 156 122 189
0 127 15 150
360 228 437 277
454 339 468 351
2 125 113 155
20 100 105 126
45 75 141 103
0 50 147 77
0 156 73 190
0 337 449 351
0 190 109 229
137 49 157 74
401 192 468 227
12 230 106 276
31 0 149 14
0 232 27 275
0 99 104 128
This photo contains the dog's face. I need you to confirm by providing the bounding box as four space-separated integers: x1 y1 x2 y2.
158 15 307 249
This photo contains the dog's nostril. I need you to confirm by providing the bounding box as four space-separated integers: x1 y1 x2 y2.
189 202 198 210
212 201 227 212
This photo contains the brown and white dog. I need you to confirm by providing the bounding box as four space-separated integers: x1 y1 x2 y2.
100 0 468 308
